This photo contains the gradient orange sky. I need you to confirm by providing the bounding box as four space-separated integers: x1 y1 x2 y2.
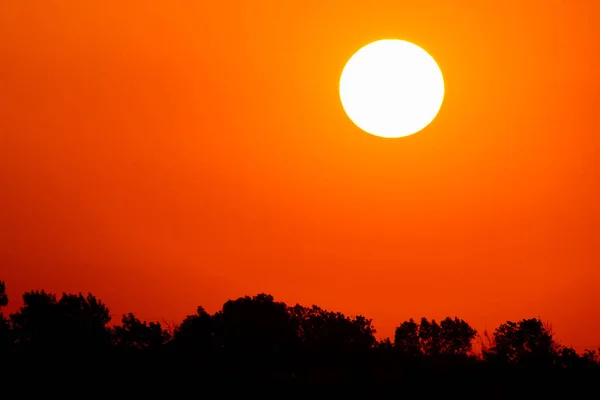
1 1 599 351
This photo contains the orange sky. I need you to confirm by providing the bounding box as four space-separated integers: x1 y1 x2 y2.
1 1 599 351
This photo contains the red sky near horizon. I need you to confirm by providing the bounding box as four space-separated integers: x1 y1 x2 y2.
1 1 599 351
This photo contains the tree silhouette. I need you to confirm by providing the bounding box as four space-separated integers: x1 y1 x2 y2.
0 281 7 308
393 318 421 357
418 317 443 356
172 306 216 355
581 349 600 369
439 317 477 356
484 318 556 367
290 304 376 353
56 292 112 352
375 337 393 350
394 317 476 358
555 345 592 370
10 291 111 354
0 284 598 392
0 281 10 352
113 313 170 352
10 290 58 351
217 293 296 356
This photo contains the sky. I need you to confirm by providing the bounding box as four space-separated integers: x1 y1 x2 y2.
1 1 599 351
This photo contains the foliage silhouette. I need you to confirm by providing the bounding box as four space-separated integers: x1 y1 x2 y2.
0 281 9 352
290 303 376 353
0 281 7 308
10 290 111 354
218 293 295 355
173 305 216 355
0 280 598 393
484 318 556 367
394 316 476 359
113 312 170 352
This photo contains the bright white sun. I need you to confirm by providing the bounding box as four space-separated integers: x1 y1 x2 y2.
339 39 445 138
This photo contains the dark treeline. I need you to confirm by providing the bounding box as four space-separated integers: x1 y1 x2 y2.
0 280 597 394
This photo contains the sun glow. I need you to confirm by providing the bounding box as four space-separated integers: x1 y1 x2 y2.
339 39 445 138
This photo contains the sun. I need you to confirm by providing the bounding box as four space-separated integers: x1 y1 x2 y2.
339 39 445 138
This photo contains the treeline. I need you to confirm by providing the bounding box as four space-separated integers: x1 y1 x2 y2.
0 280 598 390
